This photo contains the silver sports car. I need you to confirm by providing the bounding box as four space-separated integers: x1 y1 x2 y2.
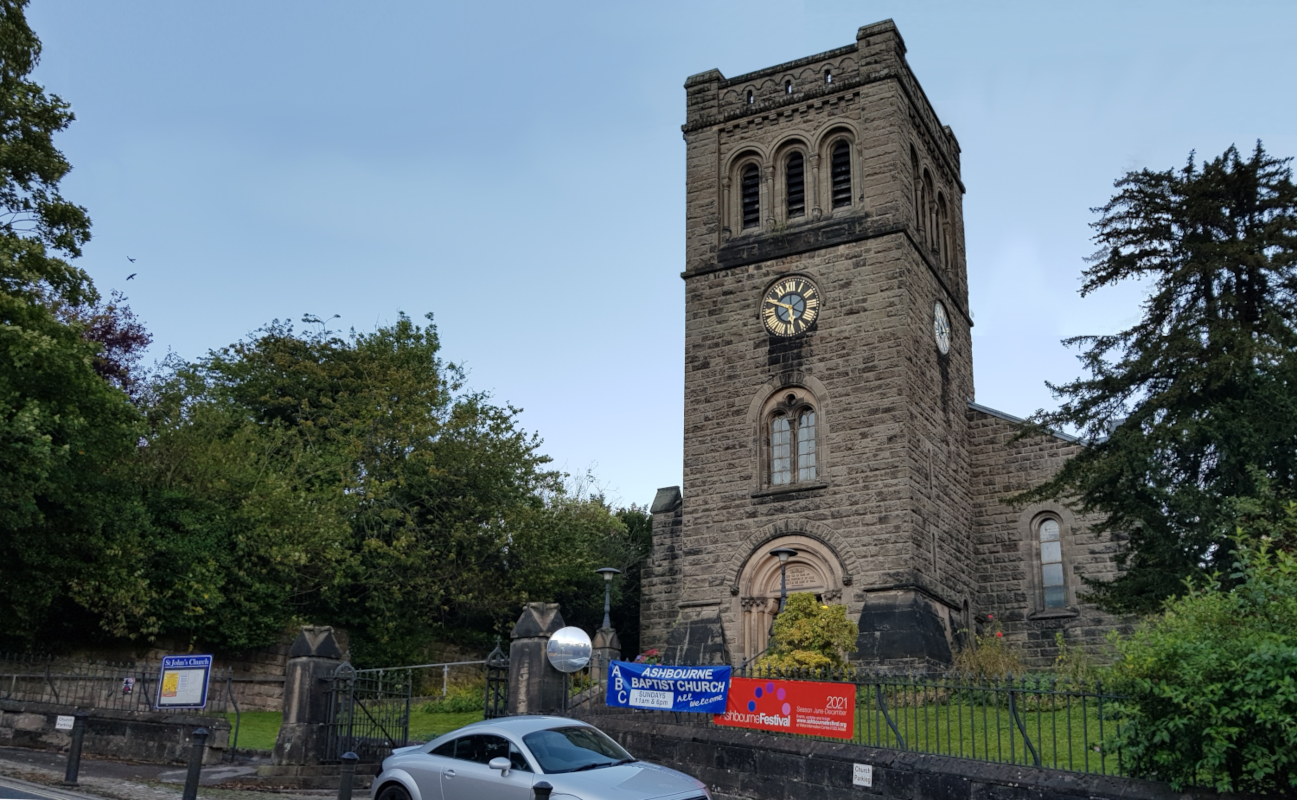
370 715 710 800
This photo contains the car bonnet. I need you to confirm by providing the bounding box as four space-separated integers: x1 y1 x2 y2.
549 761 705 799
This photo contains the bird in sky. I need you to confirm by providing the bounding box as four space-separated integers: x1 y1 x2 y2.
127 256 136 263
126 273 136 281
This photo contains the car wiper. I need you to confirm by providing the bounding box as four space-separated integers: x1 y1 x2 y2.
571 761 616 772
611 758 636 765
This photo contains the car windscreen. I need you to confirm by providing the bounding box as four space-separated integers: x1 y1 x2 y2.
522 726 634 774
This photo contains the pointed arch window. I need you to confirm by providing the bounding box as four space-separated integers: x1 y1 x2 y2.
830 141 851 208
786 153 805 219
741 163 761 229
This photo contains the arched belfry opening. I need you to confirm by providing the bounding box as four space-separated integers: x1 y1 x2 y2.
737 535 845 662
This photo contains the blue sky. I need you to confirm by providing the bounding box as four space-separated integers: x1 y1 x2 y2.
28 1 1297 508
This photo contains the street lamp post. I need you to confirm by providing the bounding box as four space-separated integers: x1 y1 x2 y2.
769 548 798 612
595 568 621 629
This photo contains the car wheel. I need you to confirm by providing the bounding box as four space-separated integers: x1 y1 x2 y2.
375 783 411 800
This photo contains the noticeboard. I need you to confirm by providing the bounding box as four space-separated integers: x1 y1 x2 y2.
156 654 214 710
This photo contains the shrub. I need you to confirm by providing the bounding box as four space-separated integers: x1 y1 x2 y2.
950 614 1024 680
1104 536 1297 793
752 593 859 672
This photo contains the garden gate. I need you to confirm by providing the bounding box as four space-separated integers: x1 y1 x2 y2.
324 662 413 763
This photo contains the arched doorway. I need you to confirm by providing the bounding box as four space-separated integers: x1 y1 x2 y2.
737 535 845 662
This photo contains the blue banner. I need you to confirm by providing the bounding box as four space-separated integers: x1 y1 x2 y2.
606 660 731 713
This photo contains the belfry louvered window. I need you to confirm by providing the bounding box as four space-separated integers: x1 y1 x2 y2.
786 153 805 219
741 164 761 229
830 141 851 208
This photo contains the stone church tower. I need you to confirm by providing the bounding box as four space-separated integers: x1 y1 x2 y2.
641 21 1125 669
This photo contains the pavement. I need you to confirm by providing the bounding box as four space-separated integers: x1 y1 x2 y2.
0 748 338 800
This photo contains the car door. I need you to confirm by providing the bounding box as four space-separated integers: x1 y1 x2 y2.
439 734 533 800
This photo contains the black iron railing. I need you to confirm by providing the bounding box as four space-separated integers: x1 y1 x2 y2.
575 664 1126 778
0 652 245 760
324 662 413 764
0 652 237 716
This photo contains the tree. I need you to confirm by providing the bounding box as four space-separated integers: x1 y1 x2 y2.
1106 528 1297 793
0 0 149 648
138 315 631 662
1017 143 1297 614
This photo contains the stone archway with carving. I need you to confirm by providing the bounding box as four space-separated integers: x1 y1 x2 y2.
727 519 858 663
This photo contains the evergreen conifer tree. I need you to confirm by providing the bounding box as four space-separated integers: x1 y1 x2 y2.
1017 142 1297 614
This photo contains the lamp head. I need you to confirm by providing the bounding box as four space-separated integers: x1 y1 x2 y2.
769 547 798 564
595 567 621 583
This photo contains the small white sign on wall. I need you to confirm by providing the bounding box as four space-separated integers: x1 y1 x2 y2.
55 715 75 731
853 763 873 787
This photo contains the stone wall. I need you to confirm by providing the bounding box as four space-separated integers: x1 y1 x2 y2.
583 712 1273 800
35 629 305 712
967 405 1130 665
0 699 229 765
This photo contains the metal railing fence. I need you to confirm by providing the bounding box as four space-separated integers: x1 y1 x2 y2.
574 663 1127 778
0 652 236 716
0 652 246 761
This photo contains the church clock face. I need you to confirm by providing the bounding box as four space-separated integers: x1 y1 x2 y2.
762 277 821 337
933 301 951 354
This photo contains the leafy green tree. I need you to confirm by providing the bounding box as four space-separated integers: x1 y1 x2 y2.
0 0 149 648
1017 143 1297 613
140 315 633 662
753 592 859 671
1105 528 1297 793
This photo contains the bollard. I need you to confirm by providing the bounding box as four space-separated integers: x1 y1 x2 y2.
181 727 209 800
61 711 90 786
338 751 359 800
533 781 554 799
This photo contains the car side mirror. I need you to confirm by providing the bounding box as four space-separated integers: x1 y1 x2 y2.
488 756 512 775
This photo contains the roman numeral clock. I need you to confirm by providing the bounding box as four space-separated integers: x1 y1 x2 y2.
762 277 821 337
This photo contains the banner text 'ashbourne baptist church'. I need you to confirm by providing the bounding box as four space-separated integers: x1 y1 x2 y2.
605 661 730 713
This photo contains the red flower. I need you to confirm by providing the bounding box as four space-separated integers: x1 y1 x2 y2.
996 631 1003 638
987 614 994 620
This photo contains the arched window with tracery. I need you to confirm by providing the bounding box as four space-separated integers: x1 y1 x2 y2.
830 140 851 208
765 390 818 487
785 152 805 219
740 163 761 230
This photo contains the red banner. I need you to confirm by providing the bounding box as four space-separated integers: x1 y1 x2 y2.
713 676 855 739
